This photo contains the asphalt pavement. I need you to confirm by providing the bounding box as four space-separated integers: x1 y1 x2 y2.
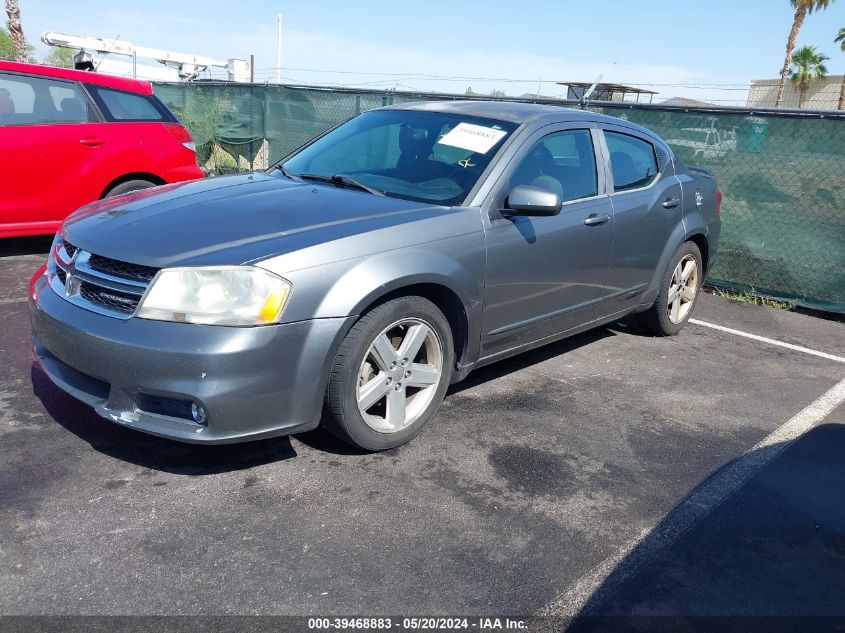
1 236 843 630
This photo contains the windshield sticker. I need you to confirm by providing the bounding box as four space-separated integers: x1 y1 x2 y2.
437 123 507 154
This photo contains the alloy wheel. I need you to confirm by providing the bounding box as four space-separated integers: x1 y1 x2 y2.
356 318 444 433
667 254 699 324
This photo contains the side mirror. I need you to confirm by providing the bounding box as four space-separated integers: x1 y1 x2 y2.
502 184 561 217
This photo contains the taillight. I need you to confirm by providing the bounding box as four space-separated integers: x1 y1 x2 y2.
715 188 722 216
163 123 196 153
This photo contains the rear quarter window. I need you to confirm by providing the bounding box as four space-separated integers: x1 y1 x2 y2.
605 131 659 192
89 86 167 121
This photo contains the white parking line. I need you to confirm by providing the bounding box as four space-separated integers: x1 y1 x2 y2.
0 297 26 306
690 318 845 364
539 375 845 617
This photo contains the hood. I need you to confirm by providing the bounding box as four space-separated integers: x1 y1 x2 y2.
62 172 445 268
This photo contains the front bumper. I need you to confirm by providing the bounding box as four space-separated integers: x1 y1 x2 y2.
30 272 353 444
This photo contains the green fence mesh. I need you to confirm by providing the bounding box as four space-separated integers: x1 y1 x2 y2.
153 82 845 313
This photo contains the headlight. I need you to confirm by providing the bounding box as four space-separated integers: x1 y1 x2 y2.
137 266 291 326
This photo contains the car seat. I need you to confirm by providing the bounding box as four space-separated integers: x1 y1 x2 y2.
610 151 639 188
0 88 14 123
59 98 84 123
396 124 447 182
512 143 563 198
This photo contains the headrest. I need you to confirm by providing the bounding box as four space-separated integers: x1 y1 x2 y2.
0 88 14 115
399 124 432 158
610 151 637 181
60 98 84 122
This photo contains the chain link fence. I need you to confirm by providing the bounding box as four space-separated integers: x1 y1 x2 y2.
153 82 845 313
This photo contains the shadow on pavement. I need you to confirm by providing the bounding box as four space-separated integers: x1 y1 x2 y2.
567 421 845 633
449 325 618 395
29 323 622 470
0 235 53 258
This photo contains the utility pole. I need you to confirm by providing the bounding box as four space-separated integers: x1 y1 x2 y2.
276 13 282 84
250 53 254 83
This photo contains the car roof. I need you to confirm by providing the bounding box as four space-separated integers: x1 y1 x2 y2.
0 61 154 95
383 99 663 142
386 99 610 124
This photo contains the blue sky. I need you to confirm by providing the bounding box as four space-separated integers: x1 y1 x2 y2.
18 0 845 104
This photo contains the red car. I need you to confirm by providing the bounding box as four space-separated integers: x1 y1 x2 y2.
0 61 203 238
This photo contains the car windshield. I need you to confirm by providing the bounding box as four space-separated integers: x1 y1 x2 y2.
277 109 518 206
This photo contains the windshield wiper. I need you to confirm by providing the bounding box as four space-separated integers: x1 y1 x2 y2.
275 164 303 180
296 173 385 197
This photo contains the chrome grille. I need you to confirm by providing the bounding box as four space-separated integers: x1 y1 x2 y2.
79 282 140 315
88 254 158 284
48 239 159 319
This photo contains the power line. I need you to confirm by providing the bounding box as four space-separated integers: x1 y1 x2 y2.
195 65 751 104
248 78 750 93
248 66 752 89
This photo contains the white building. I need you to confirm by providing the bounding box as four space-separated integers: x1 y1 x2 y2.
746 76 845 110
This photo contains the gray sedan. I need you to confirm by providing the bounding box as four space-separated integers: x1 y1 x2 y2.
30 101 721 450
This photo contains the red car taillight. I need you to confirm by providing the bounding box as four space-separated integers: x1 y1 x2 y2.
715 188 722 216
163 123 196 153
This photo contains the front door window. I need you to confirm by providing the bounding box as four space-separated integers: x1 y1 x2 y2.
508 129 598 204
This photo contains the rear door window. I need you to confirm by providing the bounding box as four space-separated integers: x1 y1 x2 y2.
605 131 659 192
0 72 93 126
89 87 166 121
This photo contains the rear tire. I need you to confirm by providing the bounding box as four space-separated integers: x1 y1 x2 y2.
325 296 454 451
104 179 157 198
638 241 703 336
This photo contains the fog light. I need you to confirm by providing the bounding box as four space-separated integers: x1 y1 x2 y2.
191 403 208 425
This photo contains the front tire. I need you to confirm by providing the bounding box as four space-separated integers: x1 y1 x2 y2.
325 296 454 451
638 241 703 336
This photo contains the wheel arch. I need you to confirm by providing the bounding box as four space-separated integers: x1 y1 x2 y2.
270 243 486 378
636 221 693 309
100 172 166 198
353 281 471 376
686 231 710 276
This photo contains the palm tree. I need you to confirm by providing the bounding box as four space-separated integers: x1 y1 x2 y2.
4 0 26 62
836 28 845 110
775 0 836 108
790 45 829 107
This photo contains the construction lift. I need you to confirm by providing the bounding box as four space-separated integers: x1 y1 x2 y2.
41 31 249 82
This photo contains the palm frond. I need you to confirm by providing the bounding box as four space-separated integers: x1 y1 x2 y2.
836 27 845 50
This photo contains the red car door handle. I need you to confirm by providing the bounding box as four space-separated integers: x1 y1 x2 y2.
79 137 106 147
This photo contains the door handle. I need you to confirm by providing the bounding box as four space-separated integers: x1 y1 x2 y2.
661 197 681 209
583 213 610 226
79 137 105 147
